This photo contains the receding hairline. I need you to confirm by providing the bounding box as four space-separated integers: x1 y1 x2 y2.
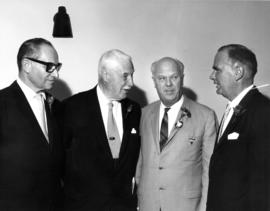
17 38 55 70
216 44 257 77
151 57 184 75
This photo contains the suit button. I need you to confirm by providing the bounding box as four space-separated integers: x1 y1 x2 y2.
159 187 165 190
159 166 163 170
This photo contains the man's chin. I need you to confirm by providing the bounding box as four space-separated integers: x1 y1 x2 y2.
45 83 54 90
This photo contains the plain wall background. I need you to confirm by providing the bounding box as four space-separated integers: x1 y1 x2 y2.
1 0 270 119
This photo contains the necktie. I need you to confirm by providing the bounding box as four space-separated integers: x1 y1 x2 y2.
218 105 231 140
107 102 121 158
160 107 170 151
35 93 49 142
44 97 53 143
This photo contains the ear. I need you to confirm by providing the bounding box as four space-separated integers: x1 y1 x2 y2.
21 58 31 73
233 62 244 81
152 75 157 88
101 68 110 82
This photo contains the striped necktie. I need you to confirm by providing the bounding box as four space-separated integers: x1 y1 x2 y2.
160 107 170 151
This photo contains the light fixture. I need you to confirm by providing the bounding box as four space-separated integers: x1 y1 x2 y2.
53 6 73 38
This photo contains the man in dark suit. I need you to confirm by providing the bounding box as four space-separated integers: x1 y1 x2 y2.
0 38 64 210
62 49 141 211
207 44 270 211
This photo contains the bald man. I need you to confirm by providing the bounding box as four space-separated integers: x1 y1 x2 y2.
61 49 141 211
136 57 218 211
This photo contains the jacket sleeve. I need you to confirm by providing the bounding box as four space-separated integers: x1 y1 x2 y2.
199 110 218 211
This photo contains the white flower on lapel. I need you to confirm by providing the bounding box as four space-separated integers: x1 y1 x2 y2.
228 132 239 140
174 107 191 129
175 120 183 129
131 128 137 134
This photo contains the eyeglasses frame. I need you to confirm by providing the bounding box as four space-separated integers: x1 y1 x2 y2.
25 57 62 73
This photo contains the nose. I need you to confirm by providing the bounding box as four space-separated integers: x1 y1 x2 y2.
127 75 134 87
209 70 215 81
51 69 59 78
165 77 172 86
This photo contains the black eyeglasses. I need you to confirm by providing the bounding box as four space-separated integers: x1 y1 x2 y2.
25 57 62 73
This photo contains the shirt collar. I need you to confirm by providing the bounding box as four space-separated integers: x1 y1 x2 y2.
160 95 184 111
228 84 254 108
17 77 38 100
97 85 120 106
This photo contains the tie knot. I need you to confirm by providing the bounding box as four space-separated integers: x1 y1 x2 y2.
35 92 45 101
164 107 170 113
108 102 114 108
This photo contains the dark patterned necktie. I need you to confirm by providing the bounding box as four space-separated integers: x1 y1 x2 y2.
160 107 170 151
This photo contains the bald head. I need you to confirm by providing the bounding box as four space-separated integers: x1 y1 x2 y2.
151 57 184 107
151 57 184 77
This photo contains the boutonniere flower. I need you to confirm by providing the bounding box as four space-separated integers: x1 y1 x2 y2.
125 104 133 118
233 105 246 117
175 107 191 129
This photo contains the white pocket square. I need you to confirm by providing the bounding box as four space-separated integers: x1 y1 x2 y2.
131 128 137 134
228 132 239 140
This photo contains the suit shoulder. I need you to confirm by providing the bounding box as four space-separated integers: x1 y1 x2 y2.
0 82 17 101
249 92 270 116
188 98 215 113
185 98 217 121
63 89 94 106
142 100 159 114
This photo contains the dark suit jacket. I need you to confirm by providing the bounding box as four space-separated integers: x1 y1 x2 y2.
0 81 64 211
207 88 270 211
61 87 141 211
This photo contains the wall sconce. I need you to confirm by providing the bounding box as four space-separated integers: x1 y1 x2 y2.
53 6 73 38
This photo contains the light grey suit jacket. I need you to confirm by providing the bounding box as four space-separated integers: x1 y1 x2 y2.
136 97 218 211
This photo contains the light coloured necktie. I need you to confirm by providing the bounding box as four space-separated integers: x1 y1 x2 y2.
218 105 231 140
107 101 121 158
35 93 49 142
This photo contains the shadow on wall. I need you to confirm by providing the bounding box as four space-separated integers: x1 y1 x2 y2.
49 79 72 101
128 85 148 107
49 80 198 106
127 86 198 108
183 87 198 102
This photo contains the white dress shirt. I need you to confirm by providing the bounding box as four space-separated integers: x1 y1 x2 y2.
96 85 123 141
159 95 184 138
221 84 254 134
17 77 48 140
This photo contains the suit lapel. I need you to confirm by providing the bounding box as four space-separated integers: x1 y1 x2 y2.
118 99 130 158
150 102 161 153
88 88 113 161
164 98 191 150
215 88 256 150
12 81 49 144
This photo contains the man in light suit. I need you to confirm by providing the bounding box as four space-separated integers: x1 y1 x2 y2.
136 57 218 211
62 49 141 211
207 44 270 211
0 38 64 210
